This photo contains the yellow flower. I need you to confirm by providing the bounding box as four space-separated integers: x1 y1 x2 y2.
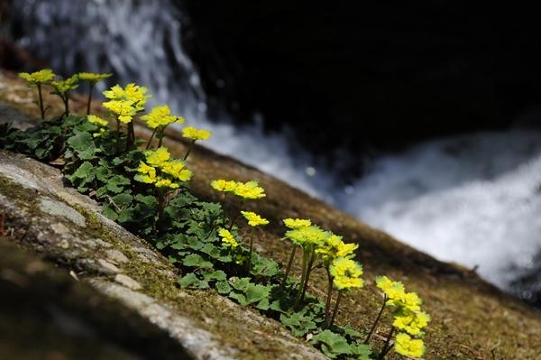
87 114 109 127
19 68 55 84
285 225 329 247
102 99 136 123
316 234 358 262
329 257 364 290
211 179 238 192
218 228 239 249
393 309 430 336
141 105 184 129
93 127 107 138
78 72 112 83
375 275 406 303
182 126 212 141
283 218 312 229
403 292 423 312
241 211 269 227
233 180 265 199
154 178 179 189
160 160 193 182
145 147 171 167
103 84 125 100
102 83 151 111
394 333 425 358
124 83 151 111
51 75 79 94
135 162 157 184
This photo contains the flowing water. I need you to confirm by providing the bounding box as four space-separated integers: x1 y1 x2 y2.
8 0 541 302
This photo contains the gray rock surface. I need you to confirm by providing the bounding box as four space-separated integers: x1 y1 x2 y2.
0 148 327 360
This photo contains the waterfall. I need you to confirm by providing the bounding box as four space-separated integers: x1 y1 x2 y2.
8 0 541 303
9 0 330 200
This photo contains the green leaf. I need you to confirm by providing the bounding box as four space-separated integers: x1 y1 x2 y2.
244 284 271 305
101 203 118 221
204 270 227 282
310 330 352 359
280 311 317 337
67 131 94 151
215 280 231 295
112 193 133 207
117 208 134 223
179 273 209 289
256 298 270 311
228 292 248 306
349 343 372 359
136 194 158 207
106 175 131 193
229 277 251 292
182 254 214 269
71 161 94 179
251 257 281 278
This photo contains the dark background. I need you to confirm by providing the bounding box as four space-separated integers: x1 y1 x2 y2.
178 1 541 163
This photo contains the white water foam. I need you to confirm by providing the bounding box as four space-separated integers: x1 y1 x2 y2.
338 130 541 288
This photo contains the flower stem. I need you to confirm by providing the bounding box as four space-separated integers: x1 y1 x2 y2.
365 294 387 344
324 270 334 326
183 140 196 160
377 327 395 360
329 290 343 328
146 128 158 149
247 231 254 274
126 122 134 151
281 245 297 289
86 83 94 115
37 83 45 119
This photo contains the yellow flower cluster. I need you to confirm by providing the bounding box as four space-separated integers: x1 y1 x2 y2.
135 147 192 189
78 72 112 84
316 234 358 263
87 115 109 138
283 218 312 229
19 68 55 85
141 105 184 129
211 179 266 200
182 126 212 141
51 75 79 94
284 224 330 248
102 83 151 123
394 333 426 359
375 275 430 358
102 99 136 124
103 83 150 111
218 228 239 249
87 115 108 127
241 211 269 227
329 257 364 290
283 218 358 262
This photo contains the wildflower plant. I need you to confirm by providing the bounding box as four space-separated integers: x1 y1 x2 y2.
51 74 79 117
2 68 432 360
366 276 430 359
181 125 212 159
19 68 55 119
78 72 112 114
141 104 185 148
103 83 151 150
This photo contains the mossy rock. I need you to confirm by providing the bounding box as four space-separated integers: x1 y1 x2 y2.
1 68 541 359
